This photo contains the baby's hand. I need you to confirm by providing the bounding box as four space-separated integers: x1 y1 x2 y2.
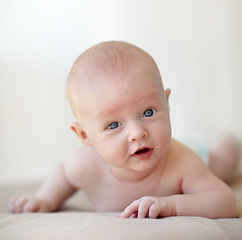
8 196 51 213
119 196 177 219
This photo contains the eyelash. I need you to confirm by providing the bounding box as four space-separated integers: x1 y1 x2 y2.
107 122 121 130
106 109 156 130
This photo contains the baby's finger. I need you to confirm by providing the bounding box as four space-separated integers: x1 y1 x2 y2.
23 198 39 212
148 202 160 219
15 196 29 213
8 196 18 212
119 200 140 218
137 199 154 218
149 198 176 218
130 212 138 218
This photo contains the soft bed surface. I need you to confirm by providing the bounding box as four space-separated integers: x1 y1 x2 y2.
1 213 242 240
1 169 242 240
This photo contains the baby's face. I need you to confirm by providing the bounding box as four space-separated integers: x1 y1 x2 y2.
77 62 171 177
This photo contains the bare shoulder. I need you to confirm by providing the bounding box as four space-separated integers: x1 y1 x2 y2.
162 139 205 182
63 146 102 188
169 138 228 193
167 139 204 167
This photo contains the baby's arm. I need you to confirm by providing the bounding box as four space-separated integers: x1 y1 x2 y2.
120 156 238 219
169 167 238 218
9 163 77 213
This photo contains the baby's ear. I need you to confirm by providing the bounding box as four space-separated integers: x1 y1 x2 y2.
69 122 92 146
165 88 171 103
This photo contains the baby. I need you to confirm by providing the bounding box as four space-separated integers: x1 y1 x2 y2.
9 41 239 218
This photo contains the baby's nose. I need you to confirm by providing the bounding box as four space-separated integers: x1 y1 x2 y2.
128 124 148 142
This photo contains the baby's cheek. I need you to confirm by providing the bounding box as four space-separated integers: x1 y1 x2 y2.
97 133 128 163
108 142 127 164
156 124 171 144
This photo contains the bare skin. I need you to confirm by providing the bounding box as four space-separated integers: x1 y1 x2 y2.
209 136 240 183
9 41 238 218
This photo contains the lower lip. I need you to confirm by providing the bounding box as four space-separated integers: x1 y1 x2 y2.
131 149 153 160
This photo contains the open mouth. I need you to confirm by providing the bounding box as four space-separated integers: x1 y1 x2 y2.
132 147 153 160
135 148 150 155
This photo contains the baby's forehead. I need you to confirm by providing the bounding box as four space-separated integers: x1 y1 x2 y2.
66 41 163 117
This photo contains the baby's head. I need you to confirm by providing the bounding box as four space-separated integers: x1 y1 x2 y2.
66 41 169 122
66 41 171 172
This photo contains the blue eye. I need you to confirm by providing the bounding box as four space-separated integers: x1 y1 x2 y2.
108 122 120 129
144 109 155 118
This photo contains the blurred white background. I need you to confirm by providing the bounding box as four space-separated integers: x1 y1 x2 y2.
0 0 241 184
